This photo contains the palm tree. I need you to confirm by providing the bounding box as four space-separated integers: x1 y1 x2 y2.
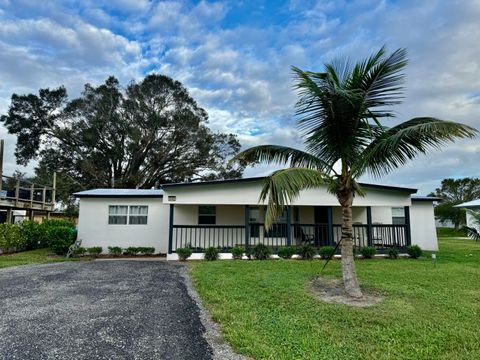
233 47 477 298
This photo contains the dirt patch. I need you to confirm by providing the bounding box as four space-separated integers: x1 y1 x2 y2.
309 277 384 307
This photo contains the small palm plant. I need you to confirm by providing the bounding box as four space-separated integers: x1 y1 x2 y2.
233 47 477 298
464 210 480 241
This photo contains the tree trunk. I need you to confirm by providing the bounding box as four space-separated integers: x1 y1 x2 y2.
338 191 363 298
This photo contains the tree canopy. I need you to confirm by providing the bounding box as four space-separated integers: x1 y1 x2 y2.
430 178 480 228
1 74 245 203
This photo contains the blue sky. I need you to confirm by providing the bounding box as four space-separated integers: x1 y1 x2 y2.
0 0 479 194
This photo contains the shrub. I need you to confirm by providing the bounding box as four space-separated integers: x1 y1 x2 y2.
19 221 48 250
74 247 87 256
231 246 244 259
123 247 140 255
108 246 122 256
299 245 316 260
388 248 399 259
277 246 296 259
0 223 26 253
176 247 192 261
204 246 220 261
86 247 102 256
42 219 76 229
252 243 271 260
47 226 75 255
360 246 377 259
318 246 335 260
407 245 423 259
138 247 155 255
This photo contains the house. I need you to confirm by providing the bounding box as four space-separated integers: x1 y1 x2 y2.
454 199 480 230
74 177 439 260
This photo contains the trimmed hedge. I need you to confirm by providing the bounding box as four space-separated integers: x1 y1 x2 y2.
47 226 75 255
0 223 25 254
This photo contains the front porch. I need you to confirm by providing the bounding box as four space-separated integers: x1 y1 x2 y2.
167 205 411 254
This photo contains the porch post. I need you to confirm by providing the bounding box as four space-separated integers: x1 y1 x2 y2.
286 206 292 246
366 206 373 247
327 206 333 246
244 205 250 251
168 204 174 254
404 206 412 246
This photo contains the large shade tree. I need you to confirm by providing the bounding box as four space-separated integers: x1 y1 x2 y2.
1 74 244 198
234 47 477 298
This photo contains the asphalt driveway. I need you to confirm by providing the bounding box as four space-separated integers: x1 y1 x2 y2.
0 260 213 360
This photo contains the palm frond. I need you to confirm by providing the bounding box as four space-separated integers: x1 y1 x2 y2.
232 145 334 172
259 168 334 228
354 117 478 178
464 226 480 241
290 47 409 169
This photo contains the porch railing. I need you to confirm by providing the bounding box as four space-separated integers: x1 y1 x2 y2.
171 223 409 253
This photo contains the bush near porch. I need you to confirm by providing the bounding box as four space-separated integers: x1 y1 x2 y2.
189 238 480 359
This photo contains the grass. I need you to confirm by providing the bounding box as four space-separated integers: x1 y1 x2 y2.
190 238 480 360
436 227 468 237
0 248 90 269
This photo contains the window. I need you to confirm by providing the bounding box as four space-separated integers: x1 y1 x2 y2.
392 207 406 225
129 206 148 225
108 205 148 225
108 205 128 224
198 205 216 224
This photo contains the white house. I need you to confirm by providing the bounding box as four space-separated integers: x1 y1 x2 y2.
455 199 480 230
74 177 439 259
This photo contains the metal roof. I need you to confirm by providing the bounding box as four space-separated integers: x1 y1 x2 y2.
161 176 418 194
454 199 480 208
74 188 164 198
411 195 442 202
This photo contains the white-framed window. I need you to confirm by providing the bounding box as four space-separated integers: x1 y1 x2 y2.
129 205 148 225
108 205 128 224
198 205 216 224
108 205 148 225
392 207 406 225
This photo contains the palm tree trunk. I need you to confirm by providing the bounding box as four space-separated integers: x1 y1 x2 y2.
338 191 363 298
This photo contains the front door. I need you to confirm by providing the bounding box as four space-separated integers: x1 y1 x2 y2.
314 206 329 246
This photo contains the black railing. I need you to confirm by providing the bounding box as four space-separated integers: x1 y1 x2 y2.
171 223 408 253
172 225 245 252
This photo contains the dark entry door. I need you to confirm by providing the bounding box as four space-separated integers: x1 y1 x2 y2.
314 207 329 246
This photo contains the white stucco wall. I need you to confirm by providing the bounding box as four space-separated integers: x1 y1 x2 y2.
77 197 169 253
163 180 412 207
410 201 438 251
465 206 480 228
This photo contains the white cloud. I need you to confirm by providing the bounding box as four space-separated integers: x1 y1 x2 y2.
0 0 479 194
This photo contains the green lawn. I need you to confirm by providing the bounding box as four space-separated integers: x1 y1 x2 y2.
190 238 480 360
0 248 89 269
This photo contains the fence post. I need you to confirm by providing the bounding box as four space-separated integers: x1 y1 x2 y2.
366 206 373 247
244 205 250 251
168 204 174 254
15 178 20 206
404 206 412 246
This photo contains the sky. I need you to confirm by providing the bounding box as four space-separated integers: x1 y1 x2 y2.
0 0 479 194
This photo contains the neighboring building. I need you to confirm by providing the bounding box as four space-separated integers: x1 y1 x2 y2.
454 199 480 230
74 177 439 259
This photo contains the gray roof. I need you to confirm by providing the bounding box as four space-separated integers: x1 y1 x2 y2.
411 195 442 202
162 176 418 193
74 188 164 198
454 199 480 208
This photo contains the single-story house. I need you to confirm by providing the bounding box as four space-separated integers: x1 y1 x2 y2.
454 199 480 230
74 177 440 260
